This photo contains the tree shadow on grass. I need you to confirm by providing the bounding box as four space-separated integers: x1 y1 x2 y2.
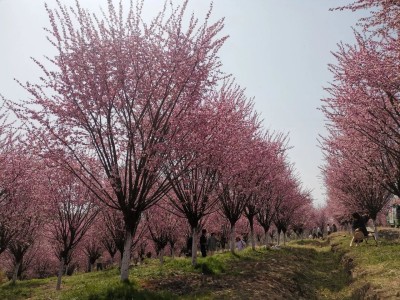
132 241 353 299
87 281 174 300
287 245 352 299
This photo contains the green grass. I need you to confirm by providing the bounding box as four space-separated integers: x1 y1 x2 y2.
0 278 53 300
328 230 400 298
0 261 177 300
0 253 241 300
2 230 400 299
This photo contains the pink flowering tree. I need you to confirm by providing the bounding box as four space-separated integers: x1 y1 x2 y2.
323 1 400 200
0 133 24 255
321 1 400 237
0 136 44 285
273 169 311 245
322 134 392 238
144 203 182 264
203 87 261 253
243 133 288 250
9 0 229 281
41 167 99 290
82 223 104 272
102 207 148 268
256 181 277 247
256 159 290 246
7 202 42 283
322 34 400 196
333 0 400 35
99 208 125 266
165 82 257 264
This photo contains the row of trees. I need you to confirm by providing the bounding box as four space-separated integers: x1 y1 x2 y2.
0 98 316 289
0 0 322 289
321 1 400 234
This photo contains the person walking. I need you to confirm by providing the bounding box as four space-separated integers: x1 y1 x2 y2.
235 236 246 251
317 227 322 239
312 227 317 239
207 232 218 256
327 224 332 235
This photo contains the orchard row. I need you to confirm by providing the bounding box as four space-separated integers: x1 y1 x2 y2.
322 1 400 235
0 0 316 289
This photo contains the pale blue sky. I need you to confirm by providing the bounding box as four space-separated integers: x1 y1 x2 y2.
0 0 367 206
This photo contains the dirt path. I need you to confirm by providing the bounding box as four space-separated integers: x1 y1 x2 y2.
143 241 351 299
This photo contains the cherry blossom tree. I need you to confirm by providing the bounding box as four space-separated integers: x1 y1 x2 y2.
0 113 13 204
333 0 400 35
144 209 169 264
165 81 258 263
9 0 228 281
243 133 288 250
0 137 27 255
321 1 400 228
41 168 99 290
322 134 392 238
166 159 218 265
256 182 276 247
100 208 125 266
322 33 400 196
273 170 311 245
7 213 41 283
0 136 44 278
214 93 261 252
256 160 290 246
82 229 103 272
28 239 59 279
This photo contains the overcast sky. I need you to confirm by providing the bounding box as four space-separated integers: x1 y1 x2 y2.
0 0 368 206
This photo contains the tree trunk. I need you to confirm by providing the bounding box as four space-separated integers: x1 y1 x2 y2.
264 229 269 247
191 227 197 266
120 230 132 282
230 224 236 253
372 219 378 240
250 222 255 250
118 251 123 269
12 260 21 284
88 259 92 272
277 230 281 245
159 248 164 264
56 257 65 290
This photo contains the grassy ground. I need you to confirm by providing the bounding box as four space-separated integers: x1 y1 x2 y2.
329 228 400 299
1 228 400 299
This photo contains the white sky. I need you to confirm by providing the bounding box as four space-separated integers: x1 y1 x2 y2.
0 0 368 206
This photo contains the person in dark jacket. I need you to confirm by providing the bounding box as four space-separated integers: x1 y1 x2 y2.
350 212 368 246
351 212 368 236
200 229 207 257
186 235 193 257
207 232 218 256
